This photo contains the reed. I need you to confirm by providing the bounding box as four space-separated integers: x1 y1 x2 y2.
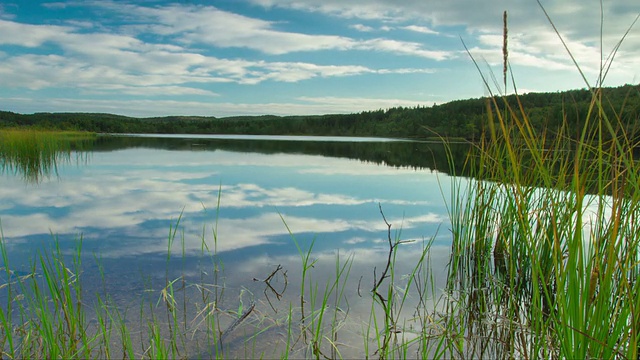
0 129 95 183
441 4 640 359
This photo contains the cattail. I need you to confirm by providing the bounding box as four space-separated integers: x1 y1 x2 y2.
502 10 508 94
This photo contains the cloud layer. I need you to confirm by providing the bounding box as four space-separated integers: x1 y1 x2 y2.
0 1 638 116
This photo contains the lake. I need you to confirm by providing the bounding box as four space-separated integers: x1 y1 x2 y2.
0 134 466 358
2 132 636 359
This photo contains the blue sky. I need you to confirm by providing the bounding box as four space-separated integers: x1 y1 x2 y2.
0 0 638 117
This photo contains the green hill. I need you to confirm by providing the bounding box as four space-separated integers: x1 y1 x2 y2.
1 84 639 141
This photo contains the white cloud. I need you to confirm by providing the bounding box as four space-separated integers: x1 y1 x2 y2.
238 62 374 84
247 0 639 34
344 237 368 244
247 0 640 82
350 24 375 32
41 2 70 10
0 95 435 117
249 0 403 20
1 0 638 116
376 68 436 74
0 13 441 97
63 20 95 28
84 85 220 97
352 24 438 35
79 1 448 60
296 96 427 109
403 25 438 35
356 38 452 60
0 19 71 47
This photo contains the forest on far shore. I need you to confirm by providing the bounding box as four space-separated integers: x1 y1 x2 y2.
1 84 639 141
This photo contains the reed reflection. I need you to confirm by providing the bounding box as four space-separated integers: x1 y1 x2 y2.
0 129 95 183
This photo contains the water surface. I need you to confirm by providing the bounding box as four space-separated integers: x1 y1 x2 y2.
0 134 462 357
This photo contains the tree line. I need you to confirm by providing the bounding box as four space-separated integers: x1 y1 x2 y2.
1 84 639 141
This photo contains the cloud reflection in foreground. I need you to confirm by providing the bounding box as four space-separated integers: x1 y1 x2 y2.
0 143 450 260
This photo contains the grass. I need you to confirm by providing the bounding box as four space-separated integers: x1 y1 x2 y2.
440 92 640 358
1 5 640 359
0 129 95 183
440 4 640 358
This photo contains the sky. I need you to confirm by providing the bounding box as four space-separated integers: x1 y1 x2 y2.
0 0 638 118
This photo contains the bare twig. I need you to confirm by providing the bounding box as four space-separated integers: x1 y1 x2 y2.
253 264 288 313
372 204 395 294
371 203 409 358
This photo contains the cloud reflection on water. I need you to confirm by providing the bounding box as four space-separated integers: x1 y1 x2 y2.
0 142 449 261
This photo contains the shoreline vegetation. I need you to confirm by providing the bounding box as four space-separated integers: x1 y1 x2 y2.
0 129 95 183
2 6 640 360
1 83 639 142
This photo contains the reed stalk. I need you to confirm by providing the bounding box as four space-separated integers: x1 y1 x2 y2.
442 4 640 358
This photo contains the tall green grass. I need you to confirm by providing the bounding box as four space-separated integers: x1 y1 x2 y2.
442 91 640 358
440 5 640 358
0 235 100 358
0 129 95 183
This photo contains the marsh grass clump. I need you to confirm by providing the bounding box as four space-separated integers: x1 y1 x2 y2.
0 129 95 183
443 88 640 358
441 5 640 359
0 237 97 359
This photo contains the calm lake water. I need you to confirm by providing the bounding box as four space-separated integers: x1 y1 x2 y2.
0 134 467 358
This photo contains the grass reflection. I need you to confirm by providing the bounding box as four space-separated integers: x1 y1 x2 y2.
0 129 95 183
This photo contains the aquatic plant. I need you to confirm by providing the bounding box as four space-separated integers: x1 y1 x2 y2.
0 129 95 183
441 4 640 358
